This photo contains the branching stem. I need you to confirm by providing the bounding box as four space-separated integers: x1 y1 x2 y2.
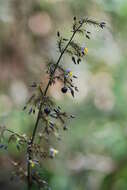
27 21 84 190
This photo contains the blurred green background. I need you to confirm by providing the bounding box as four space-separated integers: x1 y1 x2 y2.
0 0 127 189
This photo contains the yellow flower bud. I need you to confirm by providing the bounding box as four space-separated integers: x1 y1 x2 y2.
69 71 73 77
84 47 88 55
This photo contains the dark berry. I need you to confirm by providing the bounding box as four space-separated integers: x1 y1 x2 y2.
61 86 68 93
44 107 51 115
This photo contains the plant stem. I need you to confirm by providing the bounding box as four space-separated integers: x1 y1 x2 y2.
27 21 84 189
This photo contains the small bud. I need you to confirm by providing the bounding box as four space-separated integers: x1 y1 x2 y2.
57 31 60 37
72 56 76 64
77 58 81 64
86 34 90 39
73 16 76 21
63 125 67 130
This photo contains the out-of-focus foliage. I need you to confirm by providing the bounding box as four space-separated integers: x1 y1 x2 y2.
0 0 127 190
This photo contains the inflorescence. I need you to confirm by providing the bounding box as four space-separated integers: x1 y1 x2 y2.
0 16 105 190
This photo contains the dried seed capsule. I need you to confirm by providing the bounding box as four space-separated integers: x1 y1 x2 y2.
61 86 68 93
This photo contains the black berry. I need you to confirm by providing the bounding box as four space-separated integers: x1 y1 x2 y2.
61 86 68 93
44 107 51 115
